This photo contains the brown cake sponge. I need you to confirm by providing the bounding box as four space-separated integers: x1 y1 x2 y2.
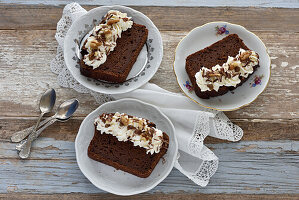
185 34 259 99
87 125 169 178
80 23 148 83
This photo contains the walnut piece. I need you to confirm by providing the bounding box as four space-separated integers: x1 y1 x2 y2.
90 40 102 50
239 51 251 62
107 19 120 25
120 116 129 126
208 73 221 77
138 120 145 130
228 62 239 70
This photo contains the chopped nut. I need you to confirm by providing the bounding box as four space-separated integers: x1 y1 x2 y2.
239 51 251 62
138 120 145 130
90 40 102 50
120 116 129 126
228 62 239 70
107 19 120 25
208 73 221 77
90 42 97 50
104 30 112 40
104 29 112 35
235 66 240 72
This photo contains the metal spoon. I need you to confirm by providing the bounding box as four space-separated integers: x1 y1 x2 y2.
18 99 79 159
11 88 56 143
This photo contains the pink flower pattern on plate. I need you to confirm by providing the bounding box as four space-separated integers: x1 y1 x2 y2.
250 75 264 87
183 81 193 92
216 25 229 35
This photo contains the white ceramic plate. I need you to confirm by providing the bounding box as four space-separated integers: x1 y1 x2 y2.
64 5 163 94
174 22 271 111
75 99 178 196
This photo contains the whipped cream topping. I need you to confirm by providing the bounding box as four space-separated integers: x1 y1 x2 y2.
94 112 165 155
195 48 259 92
83 10 133 69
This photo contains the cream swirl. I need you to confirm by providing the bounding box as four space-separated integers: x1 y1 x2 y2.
83 10 133 69
94 112 164 155
195 48 259 92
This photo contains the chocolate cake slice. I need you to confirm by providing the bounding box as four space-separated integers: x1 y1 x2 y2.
185 34 259 99
80 10 148 83
88 113 169 178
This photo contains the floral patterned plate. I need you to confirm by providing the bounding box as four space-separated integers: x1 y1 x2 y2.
64 5 163 94
75 99 178 195
173 22 271 111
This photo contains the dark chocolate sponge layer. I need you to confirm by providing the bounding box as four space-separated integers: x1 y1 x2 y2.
88 125 169 178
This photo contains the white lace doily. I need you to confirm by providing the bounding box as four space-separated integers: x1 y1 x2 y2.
50 2 243 187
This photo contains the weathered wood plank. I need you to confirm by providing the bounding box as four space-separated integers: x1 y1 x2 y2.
0 139 298 194
0 30 298 118
0 4 297 198
0 193 298 200
0 118 298 142
1 5 299 31
1 0 299 8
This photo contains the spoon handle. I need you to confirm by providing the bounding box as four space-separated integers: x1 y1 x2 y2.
18 119 57 159
33 112 44 132
16 118 56 151
11 116 53 143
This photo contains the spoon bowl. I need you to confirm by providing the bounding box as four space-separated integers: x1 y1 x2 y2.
40 88 56 114
56 98 79 120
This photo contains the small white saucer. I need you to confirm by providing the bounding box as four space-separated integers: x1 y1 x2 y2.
173 22 271 111
75 99 178 195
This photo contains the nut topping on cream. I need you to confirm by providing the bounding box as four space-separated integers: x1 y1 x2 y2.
195 48 259 92
83 10 133 69
94 112 165 155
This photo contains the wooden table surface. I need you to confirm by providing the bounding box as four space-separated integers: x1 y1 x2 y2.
0 1 298 199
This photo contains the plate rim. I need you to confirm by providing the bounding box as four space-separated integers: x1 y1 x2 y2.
173 21 271 111
64 5 163 94
75 98 178 196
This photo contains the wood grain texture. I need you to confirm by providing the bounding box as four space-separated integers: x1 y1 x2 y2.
1 0 299 8
0 193 298 200
0 30 298 119
1 5 299 31
0 4 298 198
0 138 298 194
0 118 298 142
